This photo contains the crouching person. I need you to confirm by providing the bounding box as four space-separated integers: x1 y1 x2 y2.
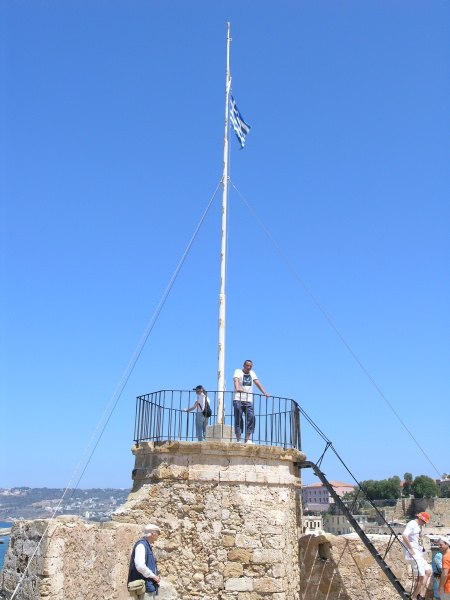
127 524 161 598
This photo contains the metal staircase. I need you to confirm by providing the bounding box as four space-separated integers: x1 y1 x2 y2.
300 460 410 600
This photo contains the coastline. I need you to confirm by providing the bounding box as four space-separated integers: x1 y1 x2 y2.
0 522 13 570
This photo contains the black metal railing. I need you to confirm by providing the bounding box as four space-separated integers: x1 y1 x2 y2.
134 390 301 450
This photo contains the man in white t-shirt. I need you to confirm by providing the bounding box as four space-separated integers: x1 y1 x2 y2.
233 359 269 443
401 511 432 600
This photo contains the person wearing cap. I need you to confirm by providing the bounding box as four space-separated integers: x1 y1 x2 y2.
233 359 269 443
433 546 443 599
401 512 432 600
184 385 211 442
437 536 450 599
127 524 161 598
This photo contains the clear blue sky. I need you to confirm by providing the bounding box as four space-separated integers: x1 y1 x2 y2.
1 1 449 490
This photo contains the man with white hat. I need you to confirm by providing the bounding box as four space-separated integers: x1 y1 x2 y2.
127 524 161 598
401 512 432 600
438 536 450 599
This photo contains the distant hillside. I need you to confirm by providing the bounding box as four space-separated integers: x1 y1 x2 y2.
0 487 130 521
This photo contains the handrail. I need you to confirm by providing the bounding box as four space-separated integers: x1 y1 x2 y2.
134 389 301 450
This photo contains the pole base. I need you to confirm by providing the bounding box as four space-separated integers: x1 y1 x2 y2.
205 423 234 442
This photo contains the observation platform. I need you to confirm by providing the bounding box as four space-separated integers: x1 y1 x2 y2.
133 389 302 450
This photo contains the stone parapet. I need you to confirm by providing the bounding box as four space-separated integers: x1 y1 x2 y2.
299 532 432 600
1 517 142 600
4 519 432 600
129 440 305 486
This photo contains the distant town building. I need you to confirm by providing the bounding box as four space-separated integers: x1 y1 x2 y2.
302 481 354 512
323 514 368 535
303 514 324 535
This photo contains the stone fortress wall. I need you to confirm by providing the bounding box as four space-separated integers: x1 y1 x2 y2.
374 496 450 530
0 441 441 599
3 518 138 600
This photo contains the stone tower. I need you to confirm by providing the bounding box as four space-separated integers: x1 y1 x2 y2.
114 439 306 599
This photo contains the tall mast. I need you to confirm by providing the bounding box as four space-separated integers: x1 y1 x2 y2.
217 22 231 423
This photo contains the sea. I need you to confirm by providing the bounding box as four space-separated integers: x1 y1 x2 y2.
0 521 12 570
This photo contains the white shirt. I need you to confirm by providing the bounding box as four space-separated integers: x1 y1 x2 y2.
134 542 157 579
196 393 206 412
233 368 258 403
402 519 422 557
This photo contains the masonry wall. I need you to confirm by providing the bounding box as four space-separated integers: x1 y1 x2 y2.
2 518 140 600
2 441 441 600
381 497 450 526
4 519 429 600
1 440 305 600
414 498 450 526
299 532 431 600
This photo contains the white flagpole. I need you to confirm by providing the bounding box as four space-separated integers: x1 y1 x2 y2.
217 22 231 424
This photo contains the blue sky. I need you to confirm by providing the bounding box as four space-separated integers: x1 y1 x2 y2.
1 1 449 490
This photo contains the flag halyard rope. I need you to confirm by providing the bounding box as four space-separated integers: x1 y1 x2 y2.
229 178 441 479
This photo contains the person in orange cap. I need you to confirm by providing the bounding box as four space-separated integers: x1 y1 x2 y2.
401 512 432 600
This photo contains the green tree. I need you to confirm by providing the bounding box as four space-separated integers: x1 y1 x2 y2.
411 475 439 498
440 483 450 498
380 475 402 499
360 479 379 500
341 487 368 512
403 473 413 497
342 489 365 502
359 476 401 501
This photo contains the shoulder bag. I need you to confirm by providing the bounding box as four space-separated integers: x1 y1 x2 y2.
127 579 145 596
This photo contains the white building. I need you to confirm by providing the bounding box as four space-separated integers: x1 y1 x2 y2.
303 514 324 535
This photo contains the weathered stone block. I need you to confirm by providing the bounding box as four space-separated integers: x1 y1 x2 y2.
235 533 260 548
243 564 266 576
254 576 284 593
224 563 244 578
266 534 285 549
224 577 253 591
204 571 224 589
228 548 253 563
272 563 286 578
223 535 235 547
252 549 283 563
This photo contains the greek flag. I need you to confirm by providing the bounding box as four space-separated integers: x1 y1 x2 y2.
230 95 251 148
